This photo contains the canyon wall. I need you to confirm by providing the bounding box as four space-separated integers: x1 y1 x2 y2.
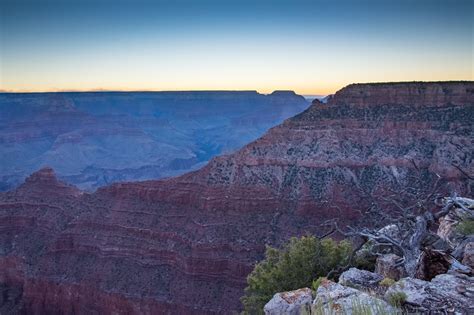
0 82 473 314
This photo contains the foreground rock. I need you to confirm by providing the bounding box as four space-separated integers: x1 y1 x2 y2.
313 279 397 314
452 236 474 261
264 288 312 315
415 249 451 280
385 273 474 314
462 242 474 268
437 197 474 248
338 268 383 292
375 254 406 281
265 265 474 314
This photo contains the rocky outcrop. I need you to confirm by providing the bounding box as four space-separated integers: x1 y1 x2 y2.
462 242 474 268
330 82 472 107
338 268 383 292
267 266 473 314
264 278 398 315
313 279 396 314
385 273 474 314
264 195 474 314
415 249 451 280
375 254 407 281
264 288 313 315
0 82 473 313
437 197 474 247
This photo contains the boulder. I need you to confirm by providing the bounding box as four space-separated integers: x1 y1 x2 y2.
462 242 474 269
375 254 406 280
385 273 474 314
414 249 451 280
437 215 462 247
420 232 451 251
452 236 474 260
449 258 472 275
338 268 383 292
313 279 396 315
452 197 474 210
264 288 312 315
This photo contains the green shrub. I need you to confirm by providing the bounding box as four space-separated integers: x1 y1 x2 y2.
456 219 474 236
353 244 377 271
312 277 327 291
240 236 352 314
386 292 407 307
379 278 396 287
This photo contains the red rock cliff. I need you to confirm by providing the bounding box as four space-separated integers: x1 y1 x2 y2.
0 82 473 314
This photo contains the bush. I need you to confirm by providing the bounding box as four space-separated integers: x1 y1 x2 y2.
456 218 474 236
312 277 327 291
379 278 396 287
386 292 407 307
353 243 377 271
240 236 352 314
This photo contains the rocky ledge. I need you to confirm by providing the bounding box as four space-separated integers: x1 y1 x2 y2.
264 197 474 314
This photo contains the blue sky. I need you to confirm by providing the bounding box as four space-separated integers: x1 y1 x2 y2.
0 0 472 94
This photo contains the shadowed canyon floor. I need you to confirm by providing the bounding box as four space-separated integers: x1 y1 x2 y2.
0 82 473 314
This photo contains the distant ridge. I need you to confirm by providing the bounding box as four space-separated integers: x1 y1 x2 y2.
0 90 301 95
346 80 473 87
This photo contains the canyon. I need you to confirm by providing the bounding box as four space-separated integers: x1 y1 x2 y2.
0 82 473 314
0 91 309 191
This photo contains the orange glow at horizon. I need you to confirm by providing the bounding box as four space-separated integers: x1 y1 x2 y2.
2 77 473 96
1 0 472 96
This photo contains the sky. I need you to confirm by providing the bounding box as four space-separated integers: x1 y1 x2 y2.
0 0 472 95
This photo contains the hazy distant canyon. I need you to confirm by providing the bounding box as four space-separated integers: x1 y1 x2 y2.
0 91 309 191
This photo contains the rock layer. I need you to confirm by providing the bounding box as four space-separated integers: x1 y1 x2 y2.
0 82 473 314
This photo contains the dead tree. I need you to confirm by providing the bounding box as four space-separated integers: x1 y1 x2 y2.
321 164 474 279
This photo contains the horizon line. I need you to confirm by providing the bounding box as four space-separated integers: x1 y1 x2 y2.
1 80 472 95
0 89 324 96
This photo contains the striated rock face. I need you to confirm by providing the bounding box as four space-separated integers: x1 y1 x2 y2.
0 82 473 313
329 82 472 107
